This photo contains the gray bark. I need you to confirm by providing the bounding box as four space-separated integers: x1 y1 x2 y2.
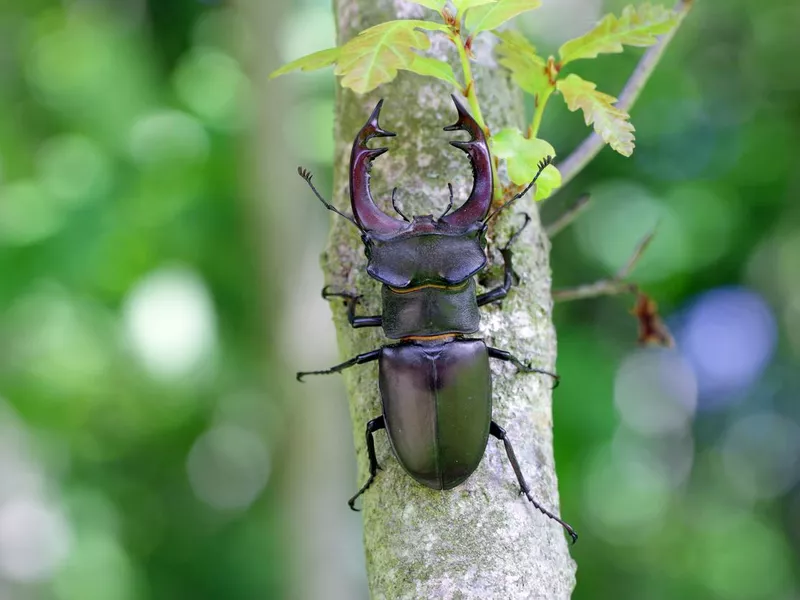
328 1 577 598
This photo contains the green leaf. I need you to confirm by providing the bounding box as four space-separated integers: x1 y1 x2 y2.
490 127 561 200
269 47 340 79
409 0 448 11
556 74 635 156
465 0 543 34
453 0 497 13
559 4 678 65
404 55 460 87
495 30 549 97
334 20 445 94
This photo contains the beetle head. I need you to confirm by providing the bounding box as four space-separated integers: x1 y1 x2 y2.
350 96 493 287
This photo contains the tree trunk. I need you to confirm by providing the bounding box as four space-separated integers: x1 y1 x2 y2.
328 1 577 598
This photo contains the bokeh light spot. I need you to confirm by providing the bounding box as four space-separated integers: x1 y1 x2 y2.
173 48 251 130
37 135 112 206
278 7 336 64
721 412 800 501
693 510 794 600
574 180 689 283
3 287 115 394
53 531 140 600
27 18 105 105
187 425 270 511
0 181 64 246
665 183 738 269
584 446 672 544
123 267 217 380
0 498 71 583
128 110 210 166
678 287 776 403
614 348 697 437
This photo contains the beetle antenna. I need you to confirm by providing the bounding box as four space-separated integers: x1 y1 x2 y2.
298 167 361 228
484 156 553 224
439 183 455 220
391 187 410 222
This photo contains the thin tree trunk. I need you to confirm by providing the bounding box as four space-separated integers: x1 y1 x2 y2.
328 1 577 598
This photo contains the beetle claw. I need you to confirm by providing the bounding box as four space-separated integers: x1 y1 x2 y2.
523 490 578 545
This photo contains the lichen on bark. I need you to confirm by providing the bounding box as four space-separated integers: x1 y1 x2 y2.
327 1 577 597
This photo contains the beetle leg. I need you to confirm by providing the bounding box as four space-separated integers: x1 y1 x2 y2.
297 166 360 228
484 156 553 224
487 347 560 388
348 416 386 511
321 286 383 328
391 188 411 222
438 182 455 220
490 421 578 545
477 214 531 307
296 349 381 382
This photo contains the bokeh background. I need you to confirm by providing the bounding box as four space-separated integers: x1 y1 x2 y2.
0 0 798 598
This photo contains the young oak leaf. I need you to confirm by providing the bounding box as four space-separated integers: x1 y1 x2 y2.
556 74 635 156
490 127 561 200
335 20 448 94
495 30 549 97
465 0 543 35
559 3 678 65
269 47 340 79
406 55 460 87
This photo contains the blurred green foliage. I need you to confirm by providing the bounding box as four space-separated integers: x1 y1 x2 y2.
0 1 284 598
1 0 799 599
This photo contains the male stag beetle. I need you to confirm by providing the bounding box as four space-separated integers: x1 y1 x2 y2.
297 95 577 544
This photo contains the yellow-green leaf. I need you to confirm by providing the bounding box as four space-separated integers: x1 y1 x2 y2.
490 127 560 200
409 0 447 12
495 30 549 97
404 55 459 87
465 0 543 34
334 20 443 94
559 3 678 65
269 47 340 79
454 0 497 13
556 74 635 156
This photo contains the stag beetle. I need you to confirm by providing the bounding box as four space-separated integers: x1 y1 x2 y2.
297 95 577 544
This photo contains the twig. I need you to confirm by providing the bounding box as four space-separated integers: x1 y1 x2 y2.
545 194 591 238
553 0 694 192
552 279 638 303
617 228 656 279
553 229 656 302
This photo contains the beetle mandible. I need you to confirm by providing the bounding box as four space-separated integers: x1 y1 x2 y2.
297 95 577 544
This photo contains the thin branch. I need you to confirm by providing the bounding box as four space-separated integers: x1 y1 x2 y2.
545 193 591 238
328 0 577 595
617 227 656 279
553 0 694 192
552 279 638 303
553 229 656 302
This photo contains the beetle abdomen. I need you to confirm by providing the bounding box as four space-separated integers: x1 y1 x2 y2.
379 339 491 490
